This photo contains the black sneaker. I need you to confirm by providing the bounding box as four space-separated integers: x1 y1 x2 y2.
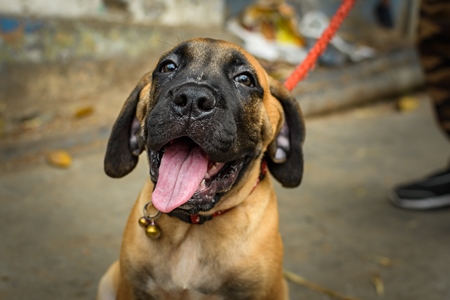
389 168 450 210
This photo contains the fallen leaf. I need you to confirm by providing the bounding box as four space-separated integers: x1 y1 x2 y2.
46 150 72 168
284 270 362 300
397 96 418 113
363 254 395 267
74 106 94 119
370 271 385 296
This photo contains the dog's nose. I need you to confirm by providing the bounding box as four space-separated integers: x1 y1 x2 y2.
171 87 216 119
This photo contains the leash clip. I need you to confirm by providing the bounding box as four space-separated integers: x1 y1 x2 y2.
138 201 162 239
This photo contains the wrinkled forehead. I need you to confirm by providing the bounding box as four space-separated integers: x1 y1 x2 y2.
162 39 268 84
170 39 244 64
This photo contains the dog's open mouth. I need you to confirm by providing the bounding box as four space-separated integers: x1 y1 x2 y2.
149 138 247 213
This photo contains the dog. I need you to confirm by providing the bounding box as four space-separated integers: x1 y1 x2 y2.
98 38 305 300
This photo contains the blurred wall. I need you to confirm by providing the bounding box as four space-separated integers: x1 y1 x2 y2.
0 0 224 27
0 0 232 138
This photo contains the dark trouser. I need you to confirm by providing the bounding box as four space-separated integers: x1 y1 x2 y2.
417 0 450 138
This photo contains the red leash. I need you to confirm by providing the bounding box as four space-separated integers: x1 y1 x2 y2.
284 0 356 91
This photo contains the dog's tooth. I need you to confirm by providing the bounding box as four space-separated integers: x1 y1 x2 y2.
200 179 206 189
206 165 217 179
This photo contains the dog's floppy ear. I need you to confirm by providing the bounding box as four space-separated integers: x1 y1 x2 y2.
104 73 151 178
266 77 305 187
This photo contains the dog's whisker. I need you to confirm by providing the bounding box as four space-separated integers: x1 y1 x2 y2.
156 39 176 48
176 31 185 44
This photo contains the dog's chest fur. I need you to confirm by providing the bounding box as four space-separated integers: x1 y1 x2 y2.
127 218 262 300
153 235 222 293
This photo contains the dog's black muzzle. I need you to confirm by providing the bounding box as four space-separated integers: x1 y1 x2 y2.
169 83 218 121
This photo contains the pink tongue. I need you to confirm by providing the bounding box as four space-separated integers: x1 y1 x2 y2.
152 141 208 213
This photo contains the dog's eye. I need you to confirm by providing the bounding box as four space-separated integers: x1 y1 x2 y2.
161 62 177 73
234 73 254 87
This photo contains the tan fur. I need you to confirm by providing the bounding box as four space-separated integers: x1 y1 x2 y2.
98 39 298 300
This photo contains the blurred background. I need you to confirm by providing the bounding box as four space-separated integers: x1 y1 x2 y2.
1 0 449 299
0 0 421 148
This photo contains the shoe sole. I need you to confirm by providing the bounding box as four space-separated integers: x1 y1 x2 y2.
389 192 450 210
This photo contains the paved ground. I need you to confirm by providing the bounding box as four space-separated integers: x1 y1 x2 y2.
1 94 449 300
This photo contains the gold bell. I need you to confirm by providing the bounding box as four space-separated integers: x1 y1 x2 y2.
145 222 162 239
138 217 149 228
140 201 162 239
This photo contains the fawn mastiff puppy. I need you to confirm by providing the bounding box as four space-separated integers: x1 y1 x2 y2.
98 38 305 300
